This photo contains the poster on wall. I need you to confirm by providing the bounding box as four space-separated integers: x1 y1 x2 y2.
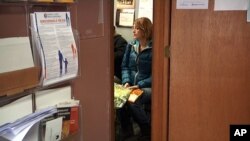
30 12 79 86
117 0 135 9
116 9 135 27
138 0 153 22
176 0 209 9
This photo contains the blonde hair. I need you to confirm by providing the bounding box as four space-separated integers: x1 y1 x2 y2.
133 17 153 40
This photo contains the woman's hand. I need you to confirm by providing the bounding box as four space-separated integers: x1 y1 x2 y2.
124 83 130 88
128 85 139 89
124 83 139 89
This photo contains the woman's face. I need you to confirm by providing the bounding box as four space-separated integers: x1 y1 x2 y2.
132 25 144 40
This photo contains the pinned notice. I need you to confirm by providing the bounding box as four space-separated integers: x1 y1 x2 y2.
214 0 249 11
176 0 209 9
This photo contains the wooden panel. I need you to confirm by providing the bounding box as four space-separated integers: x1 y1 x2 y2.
72 0 113 141
169 0 250 141
0 5 27 37
152 0 171 141
76 0 104 39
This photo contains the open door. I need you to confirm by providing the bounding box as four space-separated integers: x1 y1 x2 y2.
169 0 250 141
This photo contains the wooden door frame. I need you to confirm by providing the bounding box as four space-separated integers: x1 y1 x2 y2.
152 0 171 141
110 0 171 141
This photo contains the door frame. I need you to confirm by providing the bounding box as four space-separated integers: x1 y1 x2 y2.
152 0 171 141
110 0 170 141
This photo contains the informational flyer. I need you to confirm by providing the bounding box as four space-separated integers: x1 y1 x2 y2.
176 0 209 9
119 9 135 27
30 12 78 86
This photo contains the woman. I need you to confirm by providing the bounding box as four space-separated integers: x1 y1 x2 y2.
121 17 153 140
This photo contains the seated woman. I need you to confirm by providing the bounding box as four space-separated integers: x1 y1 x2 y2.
119 17 153 141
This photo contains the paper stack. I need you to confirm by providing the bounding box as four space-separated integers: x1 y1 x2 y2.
0 106 57 141
35 86 80 140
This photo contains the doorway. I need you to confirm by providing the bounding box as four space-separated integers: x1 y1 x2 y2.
112 0 250 141
112 0 169 141
113 0 154 141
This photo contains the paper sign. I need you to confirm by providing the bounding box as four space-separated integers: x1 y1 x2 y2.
138 0 153 22
214 0 249 11
177 0 209 9
119 9 135 27
45 117 63 141
248 1 250 22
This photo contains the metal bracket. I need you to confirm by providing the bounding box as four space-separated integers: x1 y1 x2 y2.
164 45 170 58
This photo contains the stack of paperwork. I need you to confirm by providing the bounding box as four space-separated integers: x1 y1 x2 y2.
0 106 57 141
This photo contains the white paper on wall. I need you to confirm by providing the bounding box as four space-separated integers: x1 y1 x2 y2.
214 0 249 11
138 0 153 22
119 9 135 26
176 0 209 9
247 1 250 22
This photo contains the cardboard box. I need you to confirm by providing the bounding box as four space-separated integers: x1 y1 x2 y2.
0 67 40 96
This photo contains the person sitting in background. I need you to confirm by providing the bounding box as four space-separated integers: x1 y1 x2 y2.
120 17 153 141
114 26 127 84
